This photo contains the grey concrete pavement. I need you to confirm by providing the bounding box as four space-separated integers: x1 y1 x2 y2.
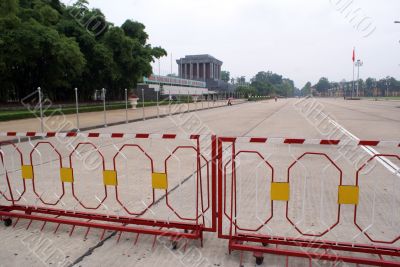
0 100 237 134
0 98 399 267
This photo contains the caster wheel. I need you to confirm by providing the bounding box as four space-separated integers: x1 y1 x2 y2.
255 256 264 265
3 218 12 227
172 241 178 250
184 229 188 233
262 242 268 247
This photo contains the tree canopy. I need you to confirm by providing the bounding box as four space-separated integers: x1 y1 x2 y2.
0 0 166 102
310 76 400 97
221 71 230 82
247 71 295 97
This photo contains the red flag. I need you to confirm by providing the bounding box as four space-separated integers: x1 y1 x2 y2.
352 48 355 62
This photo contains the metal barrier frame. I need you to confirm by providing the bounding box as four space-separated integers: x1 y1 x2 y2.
1 132 400 265
217 136 400 267
0 132 217 248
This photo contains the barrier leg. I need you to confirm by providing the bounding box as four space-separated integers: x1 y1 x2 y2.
0 216 12 227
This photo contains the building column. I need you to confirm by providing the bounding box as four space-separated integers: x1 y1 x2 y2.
211 63 214 79
197 63 200 79
190 63 193 80
182 62 184 78
183 64 186 79
203 63 206 81
214 63 216 79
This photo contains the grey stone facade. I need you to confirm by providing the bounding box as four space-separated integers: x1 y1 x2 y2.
176 54 223 81
177 54 235 91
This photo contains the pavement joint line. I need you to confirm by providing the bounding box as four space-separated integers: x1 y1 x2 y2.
319 99 400 123
318 101 400 176
68 231 118 267
0 99 275 266
68 99 279 266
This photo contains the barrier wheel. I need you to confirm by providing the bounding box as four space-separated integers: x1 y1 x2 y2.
255 256 264 265
3 218 12 227
262 242 268 247
184 229 188 234
172 241 178 250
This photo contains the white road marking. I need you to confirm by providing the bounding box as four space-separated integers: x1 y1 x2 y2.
326 113 400 176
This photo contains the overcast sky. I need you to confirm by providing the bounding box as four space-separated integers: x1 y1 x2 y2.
64 0 400 87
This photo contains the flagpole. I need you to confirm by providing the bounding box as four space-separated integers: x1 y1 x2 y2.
352 47 355 98
352 63 355 98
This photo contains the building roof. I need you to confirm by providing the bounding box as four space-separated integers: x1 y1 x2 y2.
177 54 223 65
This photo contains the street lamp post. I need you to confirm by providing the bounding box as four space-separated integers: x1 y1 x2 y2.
75 88 80 130
142 88 145 120
124 88 128 124
385 78 391 97
355 60 363 97
102 88 107 127
38 87 44 132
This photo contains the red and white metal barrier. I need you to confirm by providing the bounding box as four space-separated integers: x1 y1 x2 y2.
0 132 217 249
217 136 400 266
1 132 400 266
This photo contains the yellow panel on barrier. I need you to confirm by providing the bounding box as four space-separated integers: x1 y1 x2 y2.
152 173 168 190
338 185 359 205
60 168 74 183
271 182 290 201
103 170 118 186
21 165 33 179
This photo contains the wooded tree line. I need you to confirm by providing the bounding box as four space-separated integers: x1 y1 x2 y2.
0 0 166 103
235 71 296 98
302 77 400 96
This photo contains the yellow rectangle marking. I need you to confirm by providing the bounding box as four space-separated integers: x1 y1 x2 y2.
103 170 118 186
21 165 33 179
60 168 74 183
152 173 168 190
338 185 359 205
271 182 290 201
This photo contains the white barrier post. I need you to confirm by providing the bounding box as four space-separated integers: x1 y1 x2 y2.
213 93 215 107
75 87 80 131
179 89 182 114
195 90 198 111
168 88 171 116
102 88 107 127
156 87 159 118
201 91 204 109
187 90 190 113
142 88 145 120
125 88 128 124
38 87 44 132
207 92 210 109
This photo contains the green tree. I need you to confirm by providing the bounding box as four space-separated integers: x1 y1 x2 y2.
315 77 330 94
221 71 230 82
301 82 312 96
0 0 166 102
235 85 257 98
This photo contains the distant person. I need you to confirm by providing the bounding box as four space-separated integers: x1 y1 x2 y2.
275 96 278 102
227 98 232 106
